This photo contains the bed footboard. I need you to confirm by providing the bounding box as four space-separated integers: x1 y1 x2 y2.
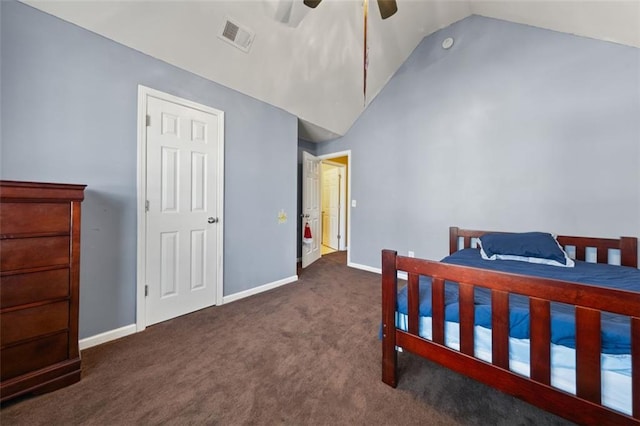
381 246 640 425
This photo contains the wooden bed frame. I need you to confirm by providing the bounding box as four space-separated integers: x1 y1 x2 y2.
381 227 639 425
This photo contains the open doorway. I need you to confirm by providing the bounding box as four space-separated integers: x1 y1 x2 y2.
319 152 350 263
320 160 346 255
298 148 351 272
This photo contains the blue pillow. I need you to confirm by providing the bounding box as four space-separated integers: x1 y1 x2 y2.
478 232 574 267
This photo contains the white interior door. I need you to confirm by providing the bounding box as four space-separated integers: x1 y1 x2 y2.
302 151 321 268
145 94 222 326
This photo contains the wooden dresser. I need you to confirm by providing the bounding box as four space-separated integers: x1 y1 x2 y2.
0 180 86 401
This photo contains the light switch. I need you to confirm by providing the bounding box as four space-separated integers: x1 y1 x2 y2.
351 200 357 207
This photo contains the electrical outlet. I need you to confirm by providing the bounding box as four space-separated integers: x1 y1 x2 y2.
408 251 415 258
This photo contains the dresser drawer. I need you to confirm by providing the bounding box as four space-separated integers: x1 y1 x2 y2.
0 268 69 309
1 332 69 381
0 203 70 236
0 236 70 271
1 301 69 346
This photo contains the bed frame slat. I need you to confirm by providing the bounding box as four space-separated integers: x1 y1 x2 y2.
459 283 475 356
597 248 608 264
432 278 445 345
491 290 509 369
529 298 551 385
575 307 602 404
408 273 420 336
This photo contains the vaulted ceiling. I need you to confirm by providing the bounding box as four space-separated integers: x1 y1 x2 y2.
24 0 640 142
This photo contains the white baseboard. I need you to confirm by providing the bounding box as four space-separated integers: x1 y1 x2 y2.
347 261 407 280
78 276 298 350
222 275 298 304
79 323 137 351
347 261 380 274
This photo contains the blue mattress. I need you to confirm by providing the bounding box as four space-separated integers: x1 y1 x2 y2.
397 249 640 354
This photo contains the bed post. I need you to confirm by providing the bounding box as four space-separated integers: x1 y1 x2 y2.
382 249 398 387
449 227 459 255
620 236 638 268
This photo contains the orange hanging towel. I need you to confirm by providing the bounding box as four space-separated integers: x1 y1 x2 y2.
303 222 313 245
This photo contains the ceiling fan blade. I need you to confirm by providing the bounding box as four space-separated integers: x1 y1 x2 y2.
377 0 398 19
303 0 322 8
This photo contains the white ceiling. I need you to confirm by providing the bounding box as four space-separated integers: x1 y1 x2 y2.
24 0 640 142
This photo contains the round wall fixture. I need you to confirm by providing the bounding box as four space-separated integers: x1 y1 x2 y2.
442 37 454 49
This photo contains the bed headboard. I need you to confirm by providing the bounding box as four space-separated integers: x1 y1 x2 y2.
449 226 638 268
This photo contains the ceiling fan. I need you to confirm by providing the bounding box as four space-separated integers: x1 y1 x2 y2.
299 0 399 103
302 0 398 20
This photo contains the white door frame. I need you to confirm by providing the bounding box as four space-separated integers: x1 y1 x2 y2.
318 150 351 264
136 85 224 332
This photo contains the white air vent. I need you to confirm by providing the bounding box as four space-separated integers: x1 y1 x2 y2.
218 17 255 53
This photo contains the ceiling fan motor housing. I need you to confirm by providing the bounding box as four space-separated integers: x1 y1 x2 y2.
303 0 398 19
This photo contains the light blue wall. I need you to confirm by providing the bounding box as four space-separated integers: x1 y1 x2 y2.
317 15 640 268
1 1 298 338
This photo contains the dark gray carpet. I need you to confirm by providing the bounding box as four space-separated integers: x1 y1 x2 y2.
1 251 573 425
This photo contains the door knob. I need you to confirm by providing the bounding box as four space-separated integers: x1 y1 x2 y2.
208 217 218 224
